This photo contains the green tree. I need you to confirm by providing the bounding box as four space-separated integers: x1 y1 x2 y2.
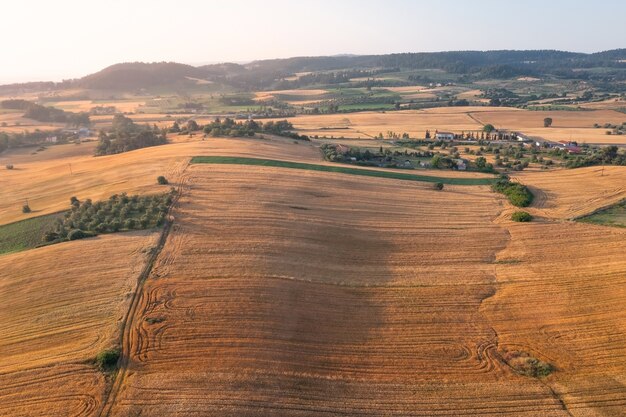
543 117 553 128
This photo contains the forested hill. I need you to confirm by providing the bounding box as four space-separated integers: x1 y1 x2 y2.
1 49 624 93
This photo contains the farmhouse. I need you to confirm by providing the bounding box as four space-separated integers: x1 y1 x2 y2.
557 140 582 154
435 132 455 141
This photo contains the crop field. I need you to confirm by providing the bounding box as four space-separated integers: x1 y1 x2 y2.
108 165 544 416
512 165 626 219
2 112 626 416
472 109 626 145
0 212 63 255
0 231 158 417
264 109 483 139
578 199 626 227
483 220 626 415
88 157 620 417
255 108 626 145
0 135 495 226
0 136 321 226
45 99 147 113
191 155 495 185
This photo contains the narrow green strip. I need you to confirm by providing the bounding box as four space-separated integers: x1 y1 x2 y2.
190 156 494 186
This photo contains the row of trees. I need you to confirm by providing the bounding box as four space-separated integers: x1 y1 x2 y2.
424 129 519 141
170 117 310 141
0 129 80 153
1 99 90 126
320 143 432 164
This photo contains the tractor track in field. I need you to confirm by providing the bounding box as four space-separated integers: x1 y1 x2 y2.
95 161 190 417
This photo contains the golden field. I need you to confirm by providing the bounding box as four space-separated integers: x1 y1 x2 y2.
2 133 626 416
483 220 626 416
263 109 483 139
108 165 533 416
96 159 626 416
512 165 626 219
473 109 626 145
0 136 492 226
258 107 626 144
0 232 158 417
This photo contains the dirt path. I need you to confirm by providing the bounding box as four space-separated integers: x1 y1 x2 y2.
96 161 190 417
467 112 486 126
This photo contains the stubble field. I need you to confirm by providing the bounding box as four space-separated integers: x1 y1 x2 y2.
0 231 158 417
105 163 577 416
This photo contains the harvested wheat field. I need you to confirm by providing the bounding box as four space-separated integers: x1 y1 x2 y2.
512 165 626 219
264 109 483 139
483 220 626 416
0 231 158 417
472 109 626 145
0 135 493 226
100 163 584 417
0 136 320 225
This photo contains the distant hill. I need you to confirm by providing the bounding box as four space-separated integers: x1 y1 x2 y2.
78 62 203 90
3 50 624 92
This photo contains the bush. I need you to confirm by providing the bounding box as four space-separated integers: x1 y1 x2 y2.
511 211 533 222
22 204 31 213
95 348 120 371
157 175 169 185
6 164 14 170
68 229 95 240
43 231 60 242
433 182 444 191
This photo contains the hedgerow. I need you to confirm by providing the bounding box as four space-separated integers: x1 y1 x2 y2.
492 175 533 207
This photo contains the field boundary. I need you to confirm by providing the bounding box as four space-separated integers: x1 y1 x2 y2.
190 156 495 186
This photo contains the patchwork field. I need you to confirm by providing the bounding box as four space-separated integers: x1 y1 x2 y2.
2 126 626 416
0 231 158 417
0 135 493 226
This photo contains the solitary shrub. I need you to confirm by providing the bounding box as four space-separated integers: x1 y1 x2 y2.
503 350 553 378
511 211 533 222
6 164 14 170
68 229 88 240
157 176 169 185
22 204 31 213
43 231 60 242
433 182 444 191
95 348 120 371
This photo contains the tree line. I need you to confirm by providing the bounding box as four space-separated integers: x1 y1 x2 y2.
95 114 166 155
1 99 90 126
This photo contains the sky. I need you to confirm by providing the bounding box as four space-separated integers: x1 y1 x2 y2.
1 0 625 83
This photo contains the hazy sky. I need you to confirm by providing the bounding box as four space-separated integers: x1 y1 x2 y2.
2 0 625 83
